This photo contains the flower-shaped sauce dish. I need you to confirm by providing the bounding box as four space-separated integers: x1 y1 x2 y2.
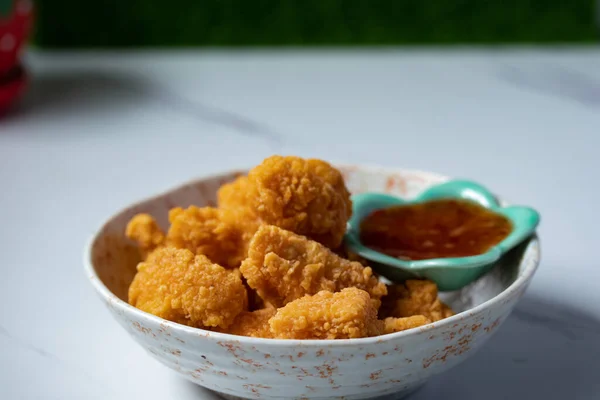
345 180 540 291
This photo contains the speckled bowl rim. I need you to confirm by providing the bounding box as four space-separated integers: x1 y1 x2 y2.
84 164 540 347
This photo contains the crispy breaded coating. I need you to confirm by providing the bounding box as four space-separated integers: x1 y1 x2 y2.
218 176 261 257
381 316 431 334
128 247 247 329
218 176 252 215
221 308 277 338
248 156 352 249
219 156 352 249
218 176 257 223
240 225 387 308
165 206 244 268
269 288 381 339
125 214 165 258
380 280 454 322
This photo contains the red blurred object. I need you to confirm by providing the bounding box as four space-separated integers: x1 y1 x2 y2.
0 0 33 112
0 0 33 75
0 63 26 113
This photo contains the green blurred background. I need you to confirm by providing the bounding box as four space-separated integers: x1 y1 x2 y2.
34 0 597 48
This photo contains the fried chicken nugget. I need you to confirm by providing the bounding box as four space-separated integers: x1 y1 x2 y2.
166 206 244 268
219 156 352 249
218 176 261 255
218 176 254 218
221 308 277 338
380 280 454 322
249 156 352 249
128 247 247 329
269 288 381 339
240 225 387 308
125 214 165 258
381 316 431 334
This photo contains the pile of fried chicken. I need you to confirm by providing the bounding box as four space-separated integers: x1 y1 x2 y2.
126 155 453 340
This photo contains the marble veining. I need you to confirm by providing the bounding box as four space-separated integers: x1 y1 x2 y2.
1 48 599 400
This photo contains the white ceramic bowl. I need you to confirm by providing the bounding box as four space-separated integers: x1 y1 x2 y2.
85 166 540 400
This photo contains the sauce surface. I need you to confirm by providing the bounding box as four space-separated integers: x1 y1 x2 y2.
359 199 512 260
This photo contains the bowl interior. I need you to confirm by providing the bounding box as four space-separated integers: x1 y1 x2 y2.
89 166 536 314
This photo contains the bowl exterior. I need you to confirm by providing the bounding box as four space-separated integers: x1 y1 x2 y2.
86 165 540 399
99 279 529 400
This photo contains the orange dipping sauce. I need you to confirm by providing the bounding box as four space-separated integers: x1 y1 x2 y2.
359 199 513 260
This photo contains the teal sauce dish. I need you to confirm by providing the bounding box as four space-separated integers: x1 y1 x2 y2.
344 180 540 291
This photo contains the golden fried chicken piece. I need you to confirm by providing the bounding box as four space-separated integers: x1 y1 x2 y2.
218 176 253 217
222 308 276 338
219 156 352 249
240 225 387 308
165 206 244 268
248 155 352 249
269 288 381 339
380 280 453 322
128 247 247 329
218 176 261 256
381 316 431 334
125 214 165 258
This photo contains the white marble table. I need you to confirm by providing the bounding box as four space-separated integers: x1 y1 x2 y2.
1 48 599 400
